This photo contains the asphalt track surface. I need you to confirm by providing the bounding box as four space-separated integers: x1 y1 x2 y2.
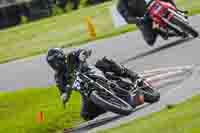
0 15 200 132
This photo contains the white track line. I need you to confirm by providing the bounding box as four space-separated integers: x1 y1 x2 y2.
139 66 194 90
151 76 188 89
146 70 187 83
140 65 193 77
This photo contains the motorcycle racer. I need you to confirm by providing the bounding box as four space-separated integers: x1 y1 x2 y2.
117 0 178 45
46 48 143 120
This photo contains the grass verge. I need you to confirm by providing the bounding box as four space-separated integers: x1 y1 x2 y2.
99 94 200 133
1 87 200 133
0 0 200 64
0 87 82 133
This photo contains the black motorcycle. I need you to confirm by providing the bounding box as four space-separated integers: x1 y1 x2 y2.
72 66 160 115
72 66 134 115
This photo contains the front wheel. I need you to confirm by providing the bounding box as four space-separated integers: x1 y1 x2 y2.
90 89 133 115
170 16 199 38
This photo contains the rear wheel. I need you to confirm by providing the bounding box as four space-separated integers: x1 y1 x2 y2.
90 89 133 115
170 16 199 38
142 87 160 103
140 80 160 103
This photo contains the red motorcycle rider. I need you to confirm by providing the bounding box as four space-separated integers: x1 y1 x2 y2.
117 0 178 45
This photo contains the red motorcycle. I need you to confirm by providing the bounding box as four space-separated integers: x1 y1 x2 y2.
147 0 199 38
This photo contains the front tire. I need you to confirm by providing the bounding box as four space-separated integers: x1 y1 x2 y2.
171 16 199 38
90 90 133 115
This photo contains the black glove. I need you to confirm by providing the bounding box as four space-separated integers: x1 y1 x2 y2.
60 85 72 108
135 17 145 25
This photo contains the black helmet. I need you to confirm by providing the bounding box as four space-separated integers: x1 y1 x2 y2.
46 48 66 71
78 49 92 62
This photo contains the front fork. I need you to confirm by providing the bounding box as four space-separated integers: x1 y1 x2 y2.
162 15 188 38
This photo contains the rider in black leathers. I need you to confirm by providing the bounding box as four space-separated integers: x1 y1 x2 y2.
117 0 177 45
46 48 141 120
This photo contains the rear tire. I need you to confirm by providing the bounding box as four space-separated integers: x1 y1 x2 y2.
142 87 160 103
140 81 160 103
171 16 199 38
90 90 133 115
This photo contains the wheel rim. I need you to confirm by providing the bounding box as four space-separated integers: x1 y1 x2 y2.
97 89 129 109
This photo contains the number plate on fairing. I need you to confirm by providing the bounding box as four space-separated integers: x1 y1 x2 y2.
153 3 162 14
72 77 81 90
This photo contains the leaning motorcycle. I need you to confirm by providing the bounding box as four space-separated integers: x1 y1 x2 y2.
147 0 199 38
72 66 133 115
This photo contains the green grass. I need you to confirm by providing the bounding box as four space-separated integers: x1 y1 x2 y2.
2 87 200 133
99 94 200 133
176 0 200 15
0 2 134 64
0 0 200 64
0 87 82 133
